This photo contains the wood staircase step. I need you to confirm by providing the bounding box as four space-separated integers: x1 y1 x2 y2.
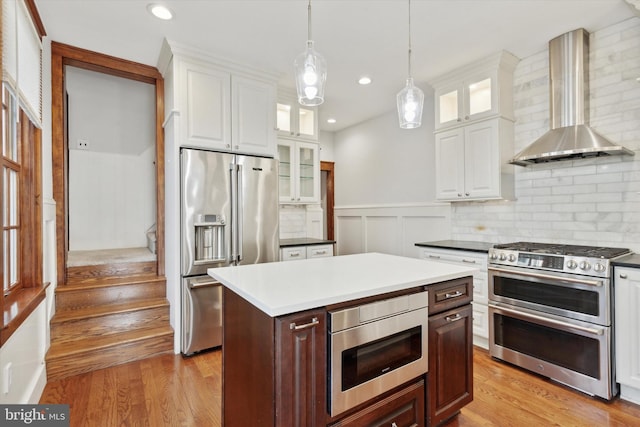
55 275 166 310
46 325 174 381
51 298 170 342
66 261 157 282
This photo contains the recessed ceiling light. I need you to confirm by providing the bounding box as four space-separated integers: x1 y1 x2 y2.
358 76 372 85
327 118 337 124
147 4 173 20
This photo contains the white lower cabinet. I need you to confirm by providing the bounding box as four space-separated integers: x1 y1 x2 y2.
615 266 640 405
419 247 489 349
281 244 334 262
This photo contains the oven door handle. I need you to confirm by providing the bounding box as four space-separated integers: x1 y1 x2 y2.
489 267 604 288
489 302 605 337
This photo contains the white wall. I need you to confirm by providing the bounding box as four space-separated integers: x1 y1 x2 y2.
66 67 156 251
334 106 436 206
451 17 640 252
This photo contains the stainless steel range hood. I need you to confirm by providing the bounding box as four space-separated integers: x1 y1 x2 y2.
510 28 634 166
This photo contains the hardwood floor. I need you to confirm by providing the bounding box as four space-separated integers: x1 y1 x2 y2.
40 347 640 426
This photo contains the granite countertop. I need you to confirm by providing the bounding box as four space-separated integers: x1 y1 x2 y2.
612 253 640 268
280 238 336 247
415 240 495 253
208 252 476 317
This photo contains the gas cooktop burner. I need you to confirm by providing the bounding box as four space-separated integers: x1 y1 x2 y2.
493 242 631 259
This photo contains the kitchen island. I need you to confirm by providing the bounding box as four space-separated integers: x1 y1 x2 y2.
209 252 477 427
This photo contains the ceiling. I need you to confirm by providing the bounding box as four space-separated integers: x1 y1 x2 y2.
34 0 637 132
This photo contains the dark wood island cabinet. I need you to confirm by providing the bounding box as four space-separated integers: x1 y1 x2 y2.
210 253 477 427
427 277 474 426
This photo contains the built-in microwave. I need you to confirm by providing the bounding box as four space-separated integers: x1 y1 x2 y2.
328 290 429 417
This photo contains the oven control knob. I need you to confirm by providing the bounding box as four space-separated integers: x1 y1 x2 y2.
567 260 578 270
508 254 516 262
489 252 498 260
499 253 507 261
594 263 606 273
579 261 591 271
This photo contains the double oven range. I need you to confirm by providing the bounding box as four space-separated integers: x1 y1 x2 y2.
488 242 631 400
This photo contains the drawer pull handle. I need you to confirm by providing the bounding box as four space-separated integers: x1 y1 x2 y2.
445 291 463 299
619 274 628 279
446 313 462 322
428 255 441 259
290 317 319 330
462 259 477 264
290 252 300 257
314 250 326 255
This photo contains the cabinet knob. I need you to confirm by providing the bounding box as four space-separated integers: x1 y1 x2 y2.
465 192 470 196
457 193 462 197
620 274 628 279
465 115 470 120
226 144 231 148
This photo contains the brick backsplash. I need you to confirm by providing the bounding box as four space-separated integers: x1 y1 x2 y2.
451 17 640 252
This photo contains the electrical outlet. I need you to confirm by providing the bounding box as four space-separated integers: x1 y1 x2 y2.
77 139 90 150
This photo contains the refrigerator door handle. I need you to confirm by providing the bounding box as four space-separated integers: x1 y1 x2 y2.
237 164 244 262
229 163 238 263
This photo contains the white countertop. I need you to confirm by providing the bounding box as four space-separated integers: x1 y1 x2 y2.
208 252 477 317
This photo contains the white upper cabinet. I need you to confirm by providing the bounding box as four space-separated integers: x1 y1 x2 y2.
435 118 514 201
432 51 518 131
431 51 519 202
159 40 278 157
276 92 318 141
278 139 320 204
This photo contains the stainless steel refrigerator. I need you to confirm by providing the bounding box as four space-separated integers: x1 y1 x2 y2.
180 148 279 355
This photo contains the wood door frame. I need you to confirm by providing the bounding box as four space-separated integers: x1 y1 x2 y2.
51 42 165 285
321 161 334 240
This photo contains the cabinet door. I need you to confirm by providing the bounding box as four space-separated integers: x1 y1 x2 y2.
232 76 276 156
435 83 463 130
296 141 320 203
463 72 496 123
278 140 296 203
182 61 231 150
277 100 318 141
615 267 640 391
328 380 425 427
275 309 327 427
428 304 473 427
435 128 465 201
463 119 500 199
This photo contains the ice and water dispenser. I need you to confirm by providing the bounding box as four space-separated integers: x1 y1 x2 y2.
194 214 226 263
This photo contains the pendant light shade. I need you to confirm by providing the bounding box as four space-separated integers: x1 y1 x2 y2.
397 0 424 129
294 0 326 106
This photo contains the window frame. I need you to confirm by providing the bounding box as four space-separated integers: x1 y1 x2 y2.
1 81 44 345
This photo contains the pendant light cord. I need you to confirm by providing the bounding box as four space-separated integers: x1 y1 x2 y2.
407 0 412 78
307 0 312 42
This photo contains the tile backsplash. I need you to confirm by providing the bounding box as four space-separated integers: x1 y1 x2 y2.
451 18 640 252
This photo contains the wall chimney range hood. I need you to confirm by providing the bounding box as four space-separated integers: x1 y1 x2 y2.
510 28 634 166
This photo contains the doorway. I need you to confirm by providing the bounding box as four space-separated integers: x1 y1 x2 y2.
321 161 334 240
51 42 165 285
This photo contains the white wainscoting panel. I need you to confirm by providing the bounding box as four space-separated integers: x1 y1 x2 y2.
335 204 451 257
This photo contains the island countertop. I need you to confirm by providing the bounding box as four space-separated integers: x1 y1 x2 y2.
208 252 477 317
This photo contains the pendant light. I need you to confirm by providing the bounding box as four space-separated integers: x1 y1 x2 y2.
396 0 424 129
294 0 327 106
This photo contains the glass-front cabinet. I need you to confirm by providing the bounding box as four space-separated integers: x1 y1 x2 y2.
278 140 320 203
432 51 518 131
276 101 318 141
